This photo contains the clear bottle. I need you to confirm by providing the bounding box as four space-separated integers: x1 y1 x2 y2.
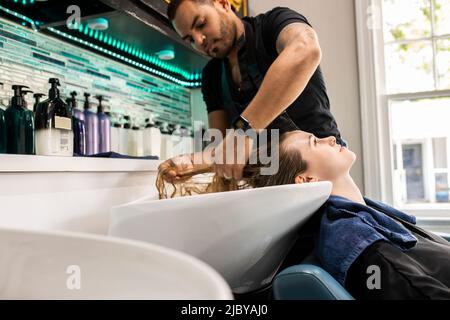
126 122 135 156
5 85 35 155
68 91 86 156
111 122 121 153
143 117 161 158
96 95 111 153
34 79 73 157
83 92 99 155
171 124 183 157
119 115 131 156
159 121 172 160
132 125 144 157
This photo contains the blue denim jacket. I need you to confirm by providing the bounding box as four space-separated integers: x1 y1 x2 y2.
315 195 418 285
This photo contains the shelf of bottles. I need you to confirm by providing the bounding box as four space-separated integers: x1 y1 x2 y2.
0 17 199 161
0 78 196 160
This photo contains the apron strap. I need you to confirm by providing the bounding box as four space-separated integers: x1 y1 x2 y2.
220 19 299 133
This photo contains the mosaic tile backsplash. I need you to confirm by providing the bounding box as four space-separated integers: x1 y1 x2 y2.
0 17 193 128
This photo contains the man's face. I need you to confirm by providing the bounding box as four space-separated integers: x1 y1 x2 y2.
172 0 237 58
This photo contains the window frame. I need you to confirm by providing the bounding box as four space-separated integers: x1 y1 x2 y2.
355 0 450 216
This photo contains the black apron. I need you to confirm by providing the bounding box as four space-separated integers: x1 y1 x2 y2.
346 205 450 300
220 19 299 136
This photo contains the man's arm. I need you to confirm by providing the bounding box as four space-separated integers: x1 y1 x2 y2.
208 110 229 137
241 22 322 131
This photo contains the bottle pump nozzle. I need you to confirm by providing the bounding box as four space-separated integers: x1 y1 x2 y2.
33 93 45 113
48 78 60 99
95 95 104 113
21 90 34 108
33 93 46 100
68 91 78 109
11 85 29 107
83 92 91 110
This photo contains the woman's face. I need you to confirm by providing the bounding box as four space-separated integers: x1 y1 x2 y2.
282 131 356 182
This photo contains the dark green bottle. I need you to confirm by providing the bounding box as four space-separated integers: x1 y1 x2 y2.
0 82 6 154
0 109 5 153
22 90 36 155
33 93 46 116
5 85 35 155
0 107 6 153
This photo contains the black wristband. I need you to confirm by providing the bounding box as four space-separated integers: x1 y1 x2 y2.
232 115 252 131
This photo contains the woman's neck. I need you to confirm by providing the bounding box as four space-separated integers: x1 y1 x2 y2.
330 174 365 205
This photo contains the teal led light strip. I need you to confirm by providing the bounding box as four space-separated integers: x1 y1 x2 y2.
0 4 37 31
0 0 201 82
48 27 201 87
12 0 35 4
0 5 202 87
76 23 198 81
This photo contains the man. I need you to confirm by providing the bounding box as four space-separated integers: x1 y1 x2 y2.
160 0 344 181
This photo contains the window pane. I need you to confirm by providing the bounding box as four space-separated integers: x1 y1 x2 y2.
434 0 450 36
391 97 450 205
436 38 450 90
402 144 426 202
435 173 449 203
382 0 432 42
385 41 434 93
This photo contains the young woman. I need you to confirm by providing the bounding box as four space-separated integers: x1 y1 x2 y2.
158 130 450 299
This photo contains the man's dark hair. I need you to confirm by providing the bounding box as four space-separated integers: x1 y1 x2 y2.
167 0 212 21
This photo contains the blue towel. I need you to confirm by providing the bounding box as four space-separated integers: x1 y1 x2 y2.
316 195 418 285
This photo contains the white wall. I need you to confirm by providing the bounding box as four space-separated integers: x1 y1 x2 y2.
250 0 364 191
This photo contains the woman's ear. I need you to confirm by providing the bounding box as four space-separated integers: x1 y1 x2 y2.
294 175 319 184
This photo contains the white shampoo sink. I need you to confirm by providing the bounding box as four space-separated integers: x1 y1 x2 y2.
0 228 232 299
109 182 332 293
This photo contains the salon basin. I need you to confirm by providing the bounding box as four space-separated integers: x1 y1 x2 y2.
109 182 332 294
0 228 232 299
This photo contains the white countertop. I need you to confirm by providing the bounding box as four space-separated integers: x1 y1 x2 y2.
0 154 162 172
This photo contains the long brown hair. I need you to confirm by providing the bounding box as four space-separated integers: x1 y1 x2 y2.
156 132 308 199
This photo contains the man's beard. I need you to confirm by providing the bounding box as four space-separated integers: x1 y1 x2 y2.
211 15 237 59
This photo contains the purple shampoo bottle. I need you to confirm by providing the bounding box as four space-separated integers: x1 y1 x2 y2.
96 95 111 153
83 92 98 155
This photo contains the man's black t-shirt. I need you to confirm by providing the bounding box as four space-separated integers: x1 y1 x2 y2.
201 7 342 140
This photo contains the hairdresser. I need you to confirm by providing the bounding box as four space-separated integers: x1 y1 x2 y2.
159 0 345 182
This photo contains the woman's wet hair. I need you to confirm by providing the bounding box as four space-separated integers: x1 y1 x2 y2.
156 132 308 199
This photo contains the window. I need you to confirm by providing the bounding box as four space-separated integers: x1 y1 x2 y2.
382 0 450 93
356 0 450 214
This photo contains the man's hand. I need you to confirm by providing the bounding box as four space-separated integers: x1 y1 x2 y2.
158 153 195 183
213 130 254 180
